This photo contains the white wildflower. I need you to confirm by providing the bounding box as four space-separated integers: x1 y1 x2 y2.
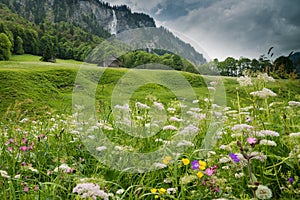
155 138 171 145
20 118 28 123
259 139 277 146
73 183 109 200
289 132 300 137
28 166 39 173
154 162 167 169
116 189 125 195
54 164 72 172
167 188 177 194
192 99 199 104
164 178 172 183
177 140 194 147
219 157 231 163
257 73 275 82
235 172 244 178
250 152 267 162
222 166 230 170
237 76 253 87
114 104 130 111
178 125 199 135
169 116 183 122
163 125 178 131
226 110 238 114
96 146 107 152
255 130 280 137
0 170 10 179
288 101 300 106
136 102 150 109
167 107 176 112
250 88 277 99
240 106 254 111
14 174 21 179
153 102 164 110
232 124 253 132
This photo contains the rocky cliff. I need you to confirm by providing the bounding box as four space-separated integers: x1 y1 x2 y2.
0 0 156 36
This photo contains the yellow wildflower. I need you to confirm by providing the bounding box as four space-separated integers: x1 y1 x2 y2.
158 188 166 194
197 171 204 178
151 188 157 193
199 160 206 170
163 156 172 164
182 158 190 165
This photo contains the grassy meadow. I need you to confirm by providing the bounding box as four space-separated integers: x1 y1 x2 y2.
0 54 300 199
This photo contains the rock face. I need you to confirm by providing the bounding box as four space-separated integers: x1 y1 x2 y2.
0 0 156 35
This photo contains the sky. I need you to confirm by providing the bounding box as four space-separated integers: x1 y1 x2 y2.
106 0 300 61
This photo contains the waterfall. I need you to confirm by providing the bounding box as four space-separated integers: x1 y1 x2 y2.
110 10 117 35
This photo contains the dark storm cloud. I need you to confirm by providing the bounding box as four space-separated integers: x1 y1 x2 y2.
107 0 300 60
149 0 220 21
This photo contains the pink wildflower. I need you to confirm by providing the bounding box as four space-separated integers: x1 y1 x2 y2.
247 137 257 145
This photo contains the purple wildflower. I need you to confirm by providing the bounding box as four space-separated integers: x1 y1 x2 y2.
191 160 200 170
229 153 240 163
288 177 294 184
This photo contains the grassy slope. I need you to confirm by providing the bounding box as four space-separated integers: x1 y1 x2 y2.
0 54 299 118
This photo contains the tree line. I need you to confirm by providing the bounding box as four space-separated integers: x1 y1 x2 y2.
199 50 299 79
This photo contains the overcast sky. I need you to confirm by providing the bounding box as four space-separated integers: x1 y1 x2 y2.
106 0 300 61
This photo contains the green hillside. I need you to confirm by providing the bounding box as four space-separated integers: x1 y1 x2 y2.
1 54 299 119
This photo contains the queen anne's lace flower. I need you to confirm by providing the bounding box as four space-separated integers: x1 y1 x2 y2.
237 76 253 86
169 116 183 122
73 183 109 200
153 102 164 110
255 130 280 137
259 139 277 146
250 88 277 99
288 101 300 106
136 102 150 109
289 132 300 137
257 73 275 83
163 125 178 131
232 124 253 132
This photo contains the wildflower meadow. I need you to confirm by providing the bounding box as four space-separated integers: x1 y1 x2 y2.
0 71 300 200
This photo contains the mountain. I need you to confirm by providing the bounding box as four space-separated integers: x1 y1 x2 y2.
0 0 155 36
0 0 206 65
289 52 300 74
